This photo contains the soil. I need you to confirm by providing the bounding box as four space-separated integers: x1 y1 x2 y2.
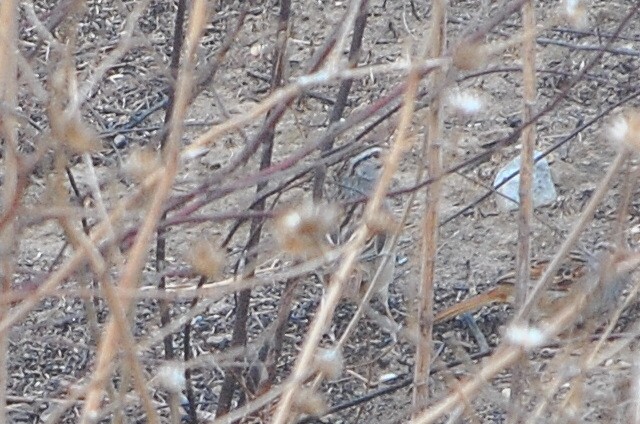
8 0 640 423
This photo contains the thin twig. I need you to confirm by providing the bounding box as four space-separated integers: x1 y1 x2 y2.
536 36 640 57
508 0 536 421
412 0 446 416
312 0 370 200
155 0 188 421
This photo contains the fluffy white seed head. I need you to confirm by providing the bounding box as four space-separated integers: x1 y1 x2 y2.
293 387 327 416
562 0 588 29
314 348 344 380
156 362 186 393
607 110 640 153
275 200 339 258
282 210 302 229
448 90 484 117
608 115 629 145
505 324 546 349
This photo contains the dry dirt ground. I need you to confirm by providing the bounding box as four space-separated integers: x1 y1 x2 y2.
9 0 640 423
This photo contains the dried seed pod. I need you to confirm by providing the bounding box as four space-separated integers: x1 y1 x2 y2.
292 387 327 417
187 239 224 279
452 41 488 71
608 109 640 153
314 348 344 380
123 147 160 182
366 207 399 236
275 200 339 258
50 108 101 154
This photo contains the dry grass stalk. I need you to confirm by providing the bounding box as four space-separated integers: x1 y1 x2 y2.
58 208 157 422
412 0 447 416
508 0 537 421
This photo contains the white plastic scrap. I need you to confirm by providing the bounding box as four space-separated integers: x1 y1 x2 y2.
493 151 557 211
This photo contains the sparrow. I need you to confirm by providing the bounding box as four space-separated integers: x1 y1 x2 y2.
330 146 396 318
435 248 635 325
435 250 592 323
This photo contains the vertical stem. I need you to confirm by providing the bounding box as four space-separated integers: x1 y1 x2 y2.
266 278 298 380
183 284 201 423
181 9 248 423
0 1 17 422
412 0 446 416
215 0 291 417
509 1 536 422
312 0 369 200
156 0 187 422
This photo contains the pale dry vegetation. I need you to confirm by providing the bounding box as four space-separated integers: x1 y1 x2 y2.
2 0 640 423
